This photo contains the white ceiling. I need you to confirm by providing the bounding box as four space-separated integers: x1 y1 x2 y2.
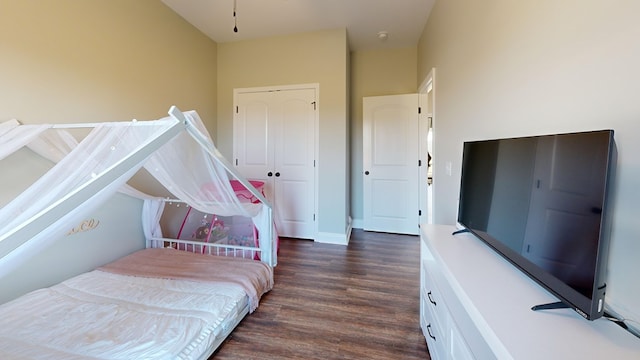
161 0 435 51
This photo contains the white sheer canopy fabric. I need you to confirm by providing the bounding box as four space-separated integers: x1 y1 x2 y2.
0 110 274 274
141 111 273 255
144 111 262 218
0 119 77 163
0 119 179 275
0 120 48 161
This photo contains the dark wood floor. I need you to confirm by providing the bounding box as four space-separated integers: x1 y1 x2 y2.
212 229 431 359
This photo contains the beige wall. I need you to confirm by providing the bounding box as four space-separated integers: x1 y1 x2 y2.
417 0 640 331
0 0 217 132
349 47 417 225
217 29 350 238
0 192 145 304
0 0 218 302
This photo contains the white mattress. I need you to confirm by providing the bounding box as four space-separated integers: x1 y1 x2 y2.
0 270 248 359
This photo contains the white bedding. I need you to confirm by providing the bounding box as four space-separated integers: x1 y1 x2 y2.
0 270 248 359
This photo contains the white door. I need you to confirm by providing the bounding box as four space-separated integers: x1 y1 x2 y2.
522 133 609 286
363 94 420 235
234 87 316 239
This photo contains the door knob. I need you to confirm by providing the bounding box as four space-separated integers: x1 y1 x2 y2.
267 172 273 177
364 171 370 175
275 172 281 177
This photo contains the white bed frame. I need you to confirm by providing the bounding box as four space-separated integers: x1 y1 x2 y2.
149 236 264 262
0 106 276 358
198 301 249 360
0 106 276 267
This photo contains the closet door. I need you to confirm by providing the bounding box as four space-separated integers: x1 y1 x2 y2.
234 87 316 239
234 93 271 184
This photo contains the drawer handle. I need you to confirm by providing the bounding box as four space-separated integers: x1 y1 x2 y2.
427 291 437 306
426 324 436 340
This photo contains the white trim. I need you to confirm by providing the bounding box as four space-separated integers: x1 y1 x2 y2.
314 217 352 245
315 231 349 245
418 68 436 225
234 83 319 95
346 217 353 243
313 86 320 241
418 68 435 93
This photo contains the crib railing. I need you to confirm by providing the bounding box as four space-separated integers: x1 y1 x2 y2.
148 237 262 262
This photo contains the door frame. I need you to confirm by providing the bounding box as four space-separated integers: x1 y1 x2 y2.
233 83 320 239
419 68 436 225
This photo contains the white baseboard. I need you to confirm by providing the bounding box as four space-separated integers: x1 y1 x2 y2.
315 232 348 245
314 218 353 245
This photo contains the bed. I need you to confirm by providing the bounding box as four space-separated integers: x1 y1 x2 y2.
0 106 277 359
0 247 273 360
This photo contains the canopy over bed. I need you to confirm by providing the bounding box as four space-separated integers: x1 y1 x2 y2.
0 106 276 277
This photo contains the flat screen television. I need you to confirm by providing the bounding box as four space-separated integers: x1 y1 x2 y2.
456 130 617 320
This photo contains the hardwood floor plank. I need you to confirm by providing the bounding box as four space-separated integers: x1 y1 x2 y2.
212 229 431 359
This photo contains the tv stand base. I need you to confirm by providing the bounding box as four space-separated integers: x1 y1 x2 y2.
531 301 569 311
451 228 469 235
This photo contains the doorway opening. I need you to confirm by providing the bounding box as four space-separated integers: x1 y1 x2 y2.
419 68 435 225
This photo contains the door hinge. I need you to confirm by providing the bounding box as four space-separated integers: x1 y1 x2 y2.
418 107 421 114
313 214 316 221
314 160 316 167
236 106 239 113
235 159 238 166
419 210 422 216
311 101 316 110
418 159 422 167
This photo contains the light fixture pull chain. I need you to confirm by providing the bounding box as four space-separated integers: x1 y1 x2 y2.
233 0 238 33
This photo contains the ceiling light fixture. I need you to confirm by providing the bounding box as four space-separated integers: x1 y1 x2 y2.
377 31 389 41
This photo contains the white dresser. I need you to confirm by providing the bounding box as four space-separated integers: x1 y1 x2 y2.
420 224 640 359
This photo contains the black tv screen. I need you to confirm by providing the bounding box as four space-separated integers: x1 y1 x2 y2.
456 130 616 320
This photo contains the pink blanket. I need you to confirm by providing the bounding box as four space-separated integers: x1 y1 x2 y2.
99 248 273 312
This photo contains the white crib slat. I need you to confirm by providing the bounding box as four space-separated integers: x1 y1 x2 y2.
149 237 262 262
